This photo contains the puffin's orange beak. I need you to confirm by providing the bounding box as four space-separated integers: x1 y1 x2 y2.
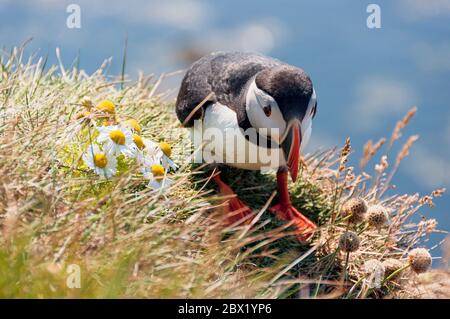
283 122 301 182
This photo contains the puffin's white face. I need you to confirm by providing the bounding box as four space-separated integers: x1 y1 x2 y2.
300 88 316 150
245 79 316 149
245 79 286 143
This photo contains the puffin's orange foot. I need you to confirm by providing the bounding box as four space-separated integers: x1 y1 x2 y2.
224 196 253 225
212 171 253 225
269 204 316 242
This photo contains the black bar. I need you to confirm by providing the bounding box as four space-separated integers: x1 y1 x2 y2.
0 299 447 318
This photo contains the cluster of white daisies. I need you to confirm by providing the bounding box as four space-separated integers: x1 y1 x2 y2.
76 99 176 190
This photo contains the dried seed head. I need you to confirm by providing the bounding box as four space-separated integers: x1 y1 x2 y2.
360 140 373 170
363 259 385 288
431 188 446 198
345 166 355 182
360 138 386 171
419 195 435 208
390 106 417 146
367 205 389 228
364 259 385 276
341 197 367 223
408 248 432 274
418 219 438 234
339 231 360 252
374 155 389 174
395 135 419 166
382 258 405 280
80 96 93 109
338 138 351 173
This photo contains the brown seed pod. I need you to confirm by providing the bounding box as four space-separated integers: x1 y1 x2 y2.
339 231 360 252
341 197 368 223
367 204 389 228
408 248 432 274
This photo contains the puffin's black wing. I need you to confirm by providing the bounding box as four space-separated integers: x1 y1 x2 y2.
176 52 283 127
175 53 218 127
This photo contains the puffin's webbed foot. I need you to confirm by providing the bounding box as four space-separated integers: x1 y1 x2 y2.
270 169 316 242
269 203 316 242
226 196 253 225
212 170 253 225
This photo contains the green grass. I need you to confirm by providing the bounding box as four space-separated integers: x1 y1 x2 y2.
0 46 446 298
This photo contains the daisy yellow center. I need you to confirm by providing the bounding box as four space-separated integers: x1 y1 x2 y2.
133 134 145 150
94 153 108 168
151 164 165 180
159 142 172 157
96 100 116 114
109 130 126 145
125 119 141 134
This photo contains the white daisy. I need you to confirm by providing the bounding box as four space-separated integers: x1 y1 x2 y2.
156 142 177 171
123 119 141 135
144 138 160 153
140 154 160 175
130 134 145 162
131 135 160 163
82 144 117 178
97 125 133 157
142 163 172 190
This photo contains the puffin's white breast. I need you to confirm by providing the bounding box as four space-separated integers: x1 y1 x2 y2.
190 103 286 171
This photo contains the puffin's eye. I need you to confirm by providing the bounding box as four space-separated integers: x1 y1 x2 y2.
263 105 272 117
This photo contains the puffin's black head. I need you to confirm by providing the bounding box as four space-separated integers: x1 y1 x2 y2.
255 65 314 122
247 66 317 181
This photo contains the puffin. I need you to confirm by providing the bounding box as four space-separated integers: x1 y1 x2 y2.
176 52 317 241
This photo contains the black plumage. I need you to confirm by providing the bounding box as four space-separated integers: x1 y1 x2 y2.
175 52 319 240
176 51 314 129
